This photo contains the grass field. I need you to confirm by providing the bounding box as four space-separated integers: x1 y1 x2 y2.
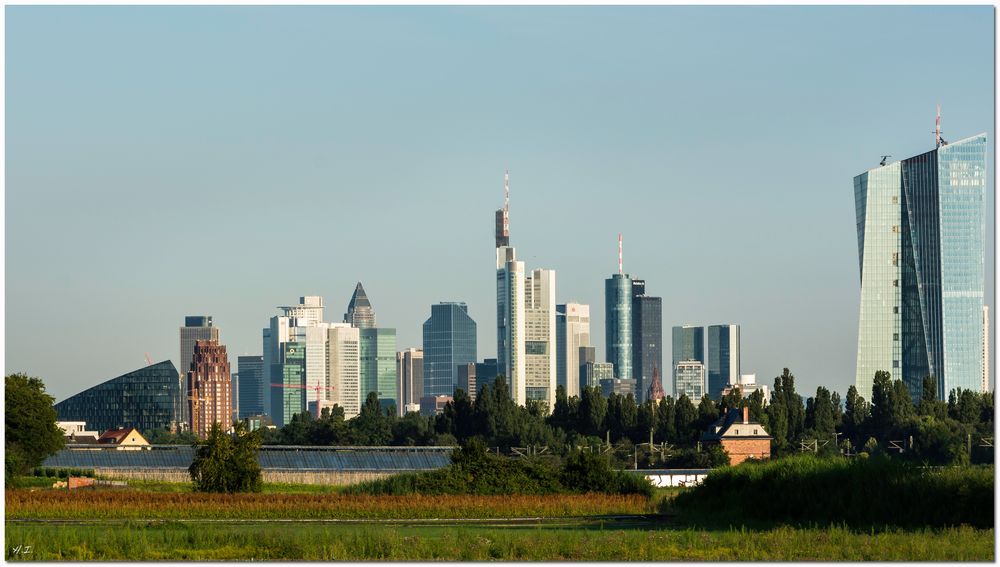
6 520 992 561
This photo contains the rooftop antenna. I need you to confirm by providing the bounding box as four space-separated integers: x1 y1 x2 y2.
880 155 891 166
618 233 623 275
504 169 510 234
935 104 942 148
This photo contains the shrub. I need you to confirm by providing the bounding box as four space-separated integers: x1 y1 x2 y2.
189 422 262 493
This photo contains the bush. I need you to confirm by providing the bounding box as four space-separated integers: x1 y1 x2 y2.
189 422 262 493
346 440 653 497
672 454 992 528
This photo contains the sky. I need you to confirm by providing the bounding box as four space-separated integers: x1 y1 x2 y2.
5 5 995 403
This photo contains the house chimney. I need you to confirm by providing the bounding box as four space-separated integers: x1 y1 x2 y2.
742 406 749 425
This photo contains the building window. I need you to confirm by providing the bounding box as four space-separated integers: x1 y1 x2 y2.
893 333 899 341
892 360 899 368
892 196 898 204
893 307 899 314
893 279 899 287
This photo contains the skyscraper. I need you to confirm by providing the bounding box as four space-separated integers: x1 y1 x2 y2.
344 282 376 328
672 325 705 396
475 358 500 393
556 303 591 399
854 129 987 401
496 171 527 405
188 339 232 439
525 268 557 407
396 348 424 415
262 296 329 425
578 346 596 393
236 355 264 419
422 302 478 397
707 324 740 400
360 327 397 408
605 234 633 385
270 341 305 427
631 279 662 403
983 306 990 393
675 360 706 400
327 323 361 419
55 361 182 433
179 316 219 429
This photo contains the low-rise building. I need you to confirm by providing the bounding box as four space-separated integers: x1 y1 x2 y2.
719 373 770 404
57 421 100 444
700 406 771 465
97 428 150 450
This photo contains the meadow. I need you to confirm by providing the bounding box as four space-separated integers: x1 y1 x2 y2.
6 520 993 561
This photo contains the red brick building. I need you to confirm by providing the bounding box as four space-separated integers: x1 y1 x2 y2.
701 406 772 465
188 339 232 439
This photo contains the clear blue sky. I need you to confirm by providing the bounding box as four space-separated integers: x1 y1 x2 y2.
5 6 994 403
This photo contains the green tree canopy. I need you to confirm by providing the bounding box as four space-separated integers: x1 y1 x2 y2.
189 421 262 493
5 374 65 484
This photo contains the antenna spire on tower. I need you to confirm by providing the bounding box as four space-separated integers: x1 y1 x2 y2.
503 169 510 236
618 233 623 275
935 104 942 148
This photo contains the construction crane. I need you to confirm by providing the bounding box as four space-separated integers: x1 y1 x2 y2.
880 155 891 166
144 353 153 366
270 383 337 418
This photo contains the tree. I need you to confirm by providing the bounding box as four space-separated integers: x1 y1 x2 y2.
578 386 608 438
655 396 676 443
189 421 262 493
5 374 65 484
674 394 698 444
352 392 394 445
917 376 947 420
843 385 870 446
696 394 720 432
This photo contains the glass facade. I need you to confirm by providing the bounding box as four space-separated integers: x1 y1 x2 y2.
671 326 704 396
674 360 705 400
360 327 398 405
270 341 305 427
855 134 987 400
54 361 182 434
236 355 264 419
631 281 662 403
556 303 591 399
422 303 477 397
707 325 740 400
605 273 633 381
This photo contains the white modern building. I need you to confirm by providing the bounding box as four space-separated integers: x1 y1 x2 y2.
525 268 557 408
720 373 770 405
674 360 705 400
557 302 591 399
327 323 361 419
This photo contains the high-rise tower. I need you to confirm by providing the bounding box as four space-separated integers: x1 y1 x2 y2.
854 126 987 401
631 279 662 402
344 282 376 328
556 303 591 399
605 234 633 384
707 324 740 400
422 302 477 397
496 171 527 405
179 316 219 430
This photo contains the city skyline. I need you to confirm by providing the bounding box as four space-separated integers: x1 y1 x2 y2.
6 6 994 403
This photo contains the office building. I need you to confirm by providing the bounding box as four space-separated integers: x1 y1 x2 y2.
675 360 705 400
396 348 424 416
600 378 637 397
422 302 477 397
525 268 557 407
360 327 397 407
707 324 740 401
556 303 591 399
672 325 705 396
270 341 306 427
328 323 361 419
578 346 596 393
720 373 770 405
54 361 182 433
344 282 377 328
853 130 987 400
983 306 990 393
631 280 662 403
263 296 331 424
236 356 264 419
457 363 477 402
179 316 219 429
605 234 633 383
187 340 232 439
475 358 500 393
582 361 614 390
496 171 527 405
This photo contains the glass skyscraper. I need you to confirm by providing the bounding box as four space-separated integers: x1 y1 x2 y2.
707 324 740 400
672 325 705 397
270 341 305 427
236 355 264 419
605 273 633 382
631 280 662 403
360 327 398 406
854 133 987 401
422 302 477 397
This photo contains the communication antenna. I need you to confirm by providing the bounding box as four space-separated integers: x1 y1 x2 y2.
504 169 510 234
935 104 941 147
618 233 623 275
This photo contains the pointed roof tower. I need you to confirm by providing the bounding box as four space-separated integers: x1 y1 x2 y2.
647 364 665 403
344 282 376 328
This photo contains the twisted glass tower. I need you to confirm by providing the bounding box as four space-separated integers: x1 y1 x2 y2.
854 133 987 401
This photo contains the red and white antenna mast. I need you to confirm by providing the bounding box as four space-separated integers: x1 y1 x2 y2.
935 104 942 148
504 169 510 234
618 233 623 275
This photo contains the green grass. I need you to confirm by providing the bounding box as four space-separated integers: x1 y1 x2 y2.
5 521 992 561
